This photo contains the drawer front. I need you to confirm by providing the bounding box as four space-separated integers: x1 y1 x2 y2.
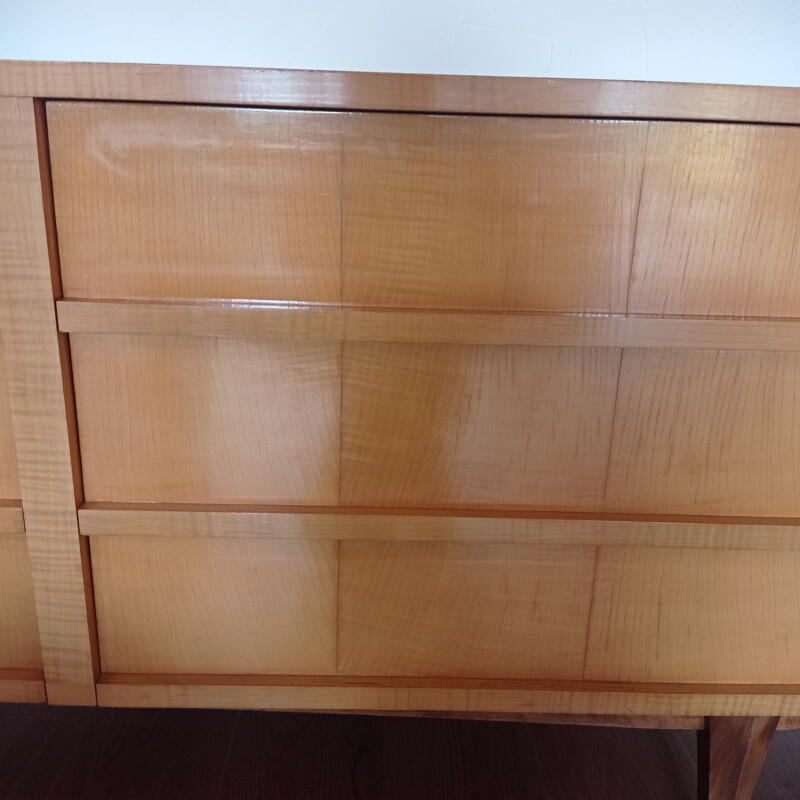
339 541 596 679
71 334 341 504
0 347 19 499
49 102 645 313
91 536 337 675
0 537 42 671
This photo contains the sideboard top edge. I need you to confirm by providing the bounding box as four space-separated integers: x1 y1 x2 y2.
1 60 800 123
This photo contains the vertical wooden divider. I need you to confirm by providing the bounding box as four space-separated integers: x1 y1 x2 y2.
0 96 98 704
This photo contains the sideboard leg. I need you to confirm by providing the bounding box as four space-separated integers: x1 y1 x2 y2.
697 716 779 800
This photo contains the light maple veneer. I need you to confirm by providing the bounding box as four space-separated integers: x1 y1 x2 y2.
605 349 800 517
70 334 341 505
91 536 337 675
341 343 621 510
47 102 342 304
9 64 800 760
584 547 800 684
0 346 19 499
342 115 646 312
0 537 42 672
339 541 596 679
629 122 800 318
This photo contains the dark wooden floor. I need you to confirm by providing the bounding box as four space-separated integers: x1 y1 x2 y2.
1 703 799 799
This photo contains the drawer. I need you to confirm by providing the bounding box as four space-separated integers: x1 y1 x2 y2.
0 347 19 499
70 334 341 504
91 536 337 675
49 102 646 313
339 541 596 679
0 537 42 671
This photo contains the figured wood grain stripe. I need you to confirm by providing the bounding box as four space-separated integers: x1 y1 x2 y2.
56 300 800 351
77 506 800 550
0 97 97 705
0 503 25 536
2 62 800 123
96 674 800 717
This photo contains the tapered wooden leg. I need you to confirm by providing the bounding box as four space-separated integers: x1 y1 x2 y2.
697 716 779 800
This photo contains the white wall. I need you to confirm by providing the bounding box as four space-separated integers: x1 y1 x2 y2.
1 0 799 86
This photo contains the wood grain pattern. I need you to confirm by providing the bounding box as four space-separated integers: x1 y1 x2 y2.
3 62 800 123
343 115 646 312
0 669 46 703
0 504 24 536
91 536 337 675
0 96 96 705
56 299 800 352
339 541 596 679
95 675 800 717
77 505 800 551
0 345 19 500
48 102 341 303
585 547 800 684
630 123 800 317
605 349 800 517
704 717 779 800
0 537 42 671
341 343 620 510
70 334 341 504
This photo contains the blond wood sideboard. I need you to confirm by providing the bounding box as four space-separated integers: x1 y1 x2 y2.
3 60 800 797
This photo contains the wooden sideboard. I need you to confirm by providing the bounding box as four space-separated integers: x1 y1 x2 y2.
3 61 800 797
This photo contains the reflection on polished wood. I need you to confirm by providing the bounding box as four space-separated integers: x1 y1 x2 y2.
339 541 596 678
341 343 620 510
630 123 800 318
0 537 42 671
343 115 646 312
606 349 800 517
91 536 337 675
2 61 800 123
70 334 341 504
585 547 800 684
49 102 342 303
56 299 800 351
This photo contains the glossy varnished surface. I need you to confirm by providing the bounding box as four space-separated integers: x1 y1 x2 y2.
343 115 646 311
3 60 800 123
341 343 620 510
0 347 19 500
0 97 96 704
70 334 341 504
49 103 342 304
630 123 800 317
91 536 337 675
605 349 800 517
0 538 42 671
339 541 596 678
585 547 800 684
